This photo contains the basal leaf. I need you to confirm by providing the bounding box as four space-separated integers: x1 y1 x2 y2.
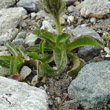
68 35 104 51
10 60 14 76
40 55 52 62
0 60 10 68
56 33 69 44
41 51 67 76
26 45 40 52
40 40 46 57
6 41 19 57
27 52 40 60
54 47 62 68
37 61 44 76
67 53 82 77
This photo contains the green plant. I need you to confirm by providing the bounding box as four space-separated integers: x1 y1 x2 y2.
0 0 104 78
25 0 104 77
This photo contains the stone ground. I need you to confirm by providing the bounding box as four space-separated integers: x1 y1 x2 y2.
0 0 110 110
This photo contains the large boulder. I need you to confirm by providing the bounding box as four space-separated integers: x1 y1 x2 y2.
0 0 17 9
68 60 110 110
0 7 27 45
80 0 110 18
0 76 48 110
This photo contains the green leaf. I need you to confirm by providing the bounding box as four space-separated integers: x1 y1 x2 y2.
0 60 10 68
56 33 69 44
0 56 14 61
68 35 104 51
27 52 40 60
41 50 67 76
10 60 14 76
26 45 40 52
13 53 23 74
40 40 46 57
54 47 63 68
40 55 52 62
6 41 19 57
37 61 44 76
67 53 82 77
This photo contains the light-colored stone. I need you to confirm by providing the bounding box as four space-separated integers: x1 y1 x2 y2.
80 0 110 18
17 0 40 12
0 76 48 110
25 33 38 46
20 66 32 80
68 60 110 110
0 7 27 32
0 0 16 9
0 28 19 45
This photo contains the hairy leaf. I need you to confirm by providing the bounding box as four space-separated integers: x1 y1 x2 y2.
67 53 82 77
68 35 104 51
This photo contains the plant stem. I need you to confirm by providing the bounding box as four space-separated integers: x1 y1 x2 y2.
53 15 62 35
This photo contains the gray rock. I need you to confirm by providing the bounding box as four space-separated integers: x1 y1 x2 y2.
68 60 110 110
0 0 17 9
0 67 9 76
80 0 110 18
36 10 47 18
20 66 32 80
17 0 39 12
12 38 24 46
0 28 19 45
16 32 27 39
67 5 75 13
0 7 27 32
25 33 38 46
71 26 104 61
0 76 48 110
90 17 97 24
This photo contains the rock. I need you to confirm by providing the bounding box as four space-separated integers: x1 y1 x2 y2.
80 0 110 18
0 67 9 76
16 32 27 39
36 10 47 18
67 16 75 25
0 76 48 110
71 26 104 61
0 7 27 32
68 60 110 110
67 5 75 13
31 75 38 86
65 0 75 6
12 38 24 46
90 17 97 24
0 0 16 9
31 12 37 19
20 66 32 80
0 28 19 45
41 20 56 33
25 33 38 46
16 0 39 12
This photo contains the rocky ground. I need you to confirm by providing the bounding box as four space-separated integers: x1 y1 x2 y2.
0 0 110 110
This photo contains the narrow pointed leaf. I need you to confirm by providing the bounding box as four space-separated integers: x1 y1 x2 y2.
37 61 44 76
54 47 63 68
10 60 14 76
68 35 104 51
40 55 52 62
27 52 40 60
0 56 14 60
26 45 40 52
56 33 69 44
6 41 19 56
0 60 10 68
40 40 46 57
41 51 67 76
67 53 82 77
